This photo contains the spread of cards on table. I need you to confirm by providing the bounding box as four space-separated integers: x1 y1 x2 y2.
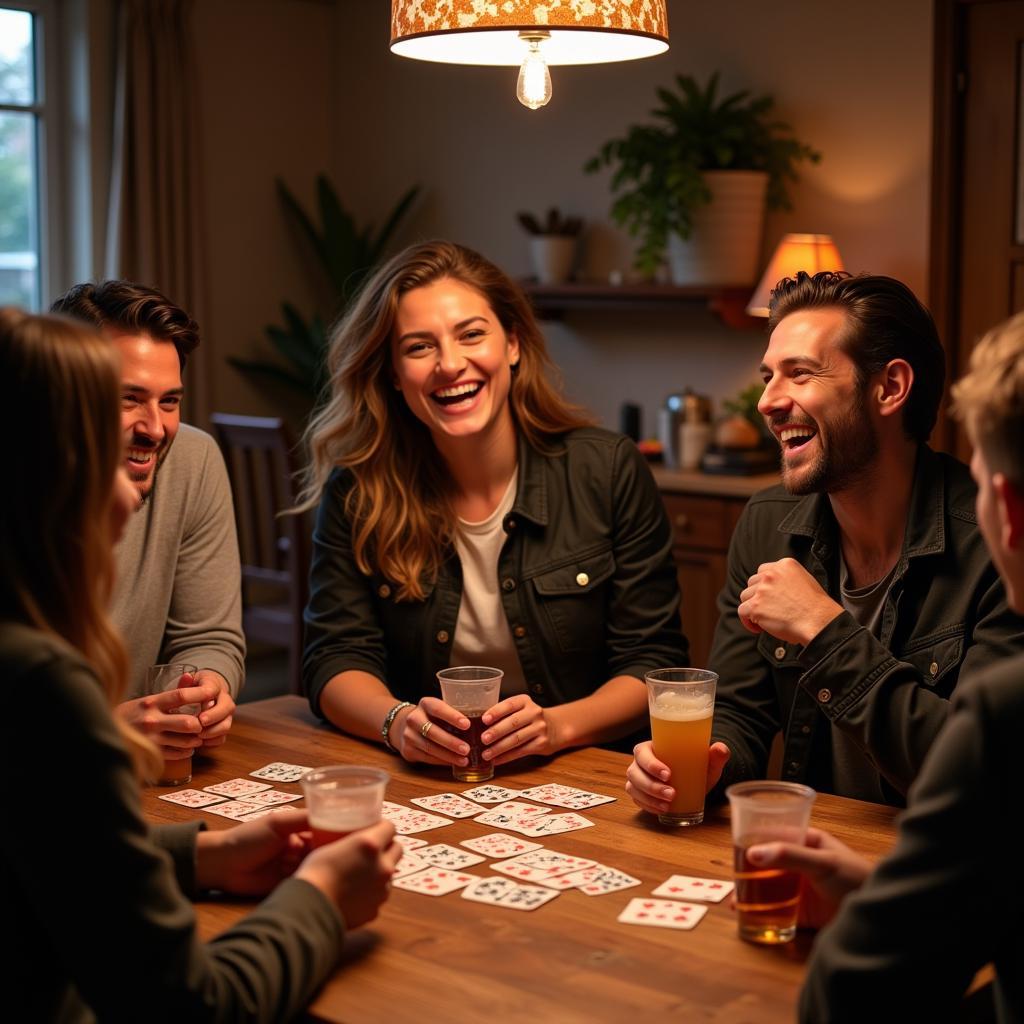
157 770 733 930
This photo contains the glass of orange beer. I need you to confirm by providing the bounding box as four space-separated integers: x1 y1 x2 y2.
145 662 199 786
301 766 389 846
436 666 504 783
726 780 816 944
645 668 717 826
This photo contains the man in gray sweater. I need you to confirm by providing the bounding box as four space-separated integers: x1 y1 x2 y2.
52 281 245 760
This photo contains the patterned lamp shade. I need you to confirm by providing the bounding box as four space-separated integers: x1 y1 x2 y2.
746 234 846 317
390 1 670 66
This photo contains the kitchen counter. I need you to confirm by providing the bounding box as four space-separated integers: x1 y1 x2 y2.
651 466 780 498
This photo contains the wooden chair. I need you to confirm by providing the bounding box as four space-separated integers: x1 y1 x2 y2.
210 414 309 695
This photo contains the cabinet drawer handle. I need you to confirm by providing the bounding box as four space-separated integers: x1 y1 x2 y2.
674 513 690 531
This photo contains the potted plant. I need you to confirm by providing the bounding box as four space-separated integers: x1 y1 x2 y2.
230 175 419 415
584 73 820 285
517 207 582 285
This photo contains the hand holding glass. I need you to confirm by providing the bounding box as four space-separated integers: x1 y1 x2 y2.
436 666 503 782
145 662 199 785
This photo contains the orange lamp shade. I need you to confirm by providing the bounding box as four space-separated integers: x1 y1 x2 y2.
746 234 845 317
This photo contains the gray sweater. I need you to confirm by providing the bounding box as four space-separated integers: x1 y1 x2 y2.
112 424 245 696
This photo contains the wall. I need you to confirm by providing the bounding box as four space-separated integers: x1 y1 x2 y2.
194 0 934 434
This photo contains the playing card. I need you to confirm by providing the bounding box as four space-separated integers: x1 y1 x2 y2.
459 833 544 858
158 789 228 808
460 876 559 910
617 898 709 931
514 812 595 837
249 762 313 783
519 784 616 810
395 835 428 851
392 866 476 896
416 843 486 869
495 850 596 877
497 884 560 911
460 785 523 803
409 793 486 818
560 865 642 896
382 806 454 835
651 875 735 903
460 876 520 905
203 778 272 797
204 799 267 820
391 853 428 879
478 800 548 818
474 805 553 832
243 789 303 807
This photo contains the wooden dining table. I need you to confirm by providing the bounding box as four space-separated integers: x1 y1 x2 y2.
142 696 900 1024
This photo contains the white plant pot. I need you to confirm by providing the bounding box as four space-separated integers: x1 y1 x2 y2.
529 235 577 285
667 170 769 286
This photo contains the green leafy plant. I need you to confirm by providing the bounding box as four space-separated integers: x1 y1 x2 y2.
516 207 582 237
230 175 419 407
584 73 820 275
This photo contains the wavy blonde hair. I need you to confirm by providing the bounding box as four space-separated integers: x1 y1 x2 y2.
0 308 160 778
299 240 593 600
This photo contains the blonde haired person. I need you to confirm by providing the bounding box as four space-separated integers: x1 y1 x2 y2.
301 241 686 767
1 309 400 1021
746 312 1024 1023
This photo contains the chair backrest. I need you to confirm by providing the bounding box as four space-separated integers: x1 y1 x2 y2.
210 413 309 693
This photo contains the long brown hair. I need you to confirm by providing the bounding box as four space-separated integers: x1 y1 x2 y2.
300 240 593 600
0 308 160 777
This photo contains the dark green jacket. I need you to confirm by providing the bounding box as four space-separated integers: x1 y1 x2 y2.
4 623 343 1023
304 428 687 719
801 654 1024 1022
709 445 1024 804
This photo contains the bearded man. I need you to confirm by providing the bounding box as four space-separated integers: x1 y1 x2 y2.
627 272 1024 808
52 280 244 760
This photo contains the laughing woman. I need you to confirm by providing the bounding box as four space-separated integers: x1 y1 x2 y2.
301 241 687 771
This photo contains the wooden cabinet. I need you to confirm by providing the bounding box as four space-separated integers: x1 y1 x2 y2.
658 485 754 668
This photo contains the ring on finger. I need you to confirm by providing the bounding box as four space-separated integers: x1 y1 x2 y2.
420 720 433 739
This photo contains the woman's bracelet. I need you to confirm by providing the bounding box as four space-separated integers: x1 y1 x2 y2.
381 701 414 753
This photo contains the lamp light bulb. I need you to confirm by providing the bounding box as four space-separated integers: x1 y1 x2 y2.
516 36 551 109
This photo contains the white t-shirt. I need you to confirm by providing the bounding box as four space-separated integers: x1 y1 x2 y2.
450 474 527 696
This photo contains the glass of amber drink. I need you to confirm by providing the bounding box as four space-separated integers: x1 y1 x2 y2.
645 668 717 826
727 780 816 944
436 666 504 783
301 766 389 846
145 662 199 786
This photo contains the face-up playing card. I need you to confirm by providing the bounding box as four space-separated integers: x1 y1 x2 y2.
158 789 228 808
460 785 523 803
496 849 596 876
395 835 428 851
249 762 313 784
382 805 454 835
392 866 476 896
651 875 735 903
518 784 616 810
460 876 520 905
391 853 428 879
559 865 642 896
415 843 486 869
460 876 559 911
479 800 549 819
617 898 709 931
204 799 268 820
459 833 544 859
514 812 595 837
203 778 272 797
474 805 553 832
243 789 303 807
409 793 486 818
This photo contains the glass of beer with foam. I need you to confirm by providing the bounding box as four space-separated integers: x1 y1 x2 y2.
301 766 389 847
726 780 816 944
437 666 504 783
645 668 717 826
145 662 199 786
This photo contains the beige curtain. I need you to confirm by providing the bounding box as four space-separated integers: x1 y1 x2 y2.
106 0 210 421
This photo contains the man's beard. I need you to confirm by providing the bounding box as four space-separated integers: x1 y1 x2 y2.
128 435 173 505
779 395 879 497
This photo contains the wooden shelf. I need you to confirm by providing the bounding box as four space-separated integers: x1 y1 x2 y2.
523 281 764 331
